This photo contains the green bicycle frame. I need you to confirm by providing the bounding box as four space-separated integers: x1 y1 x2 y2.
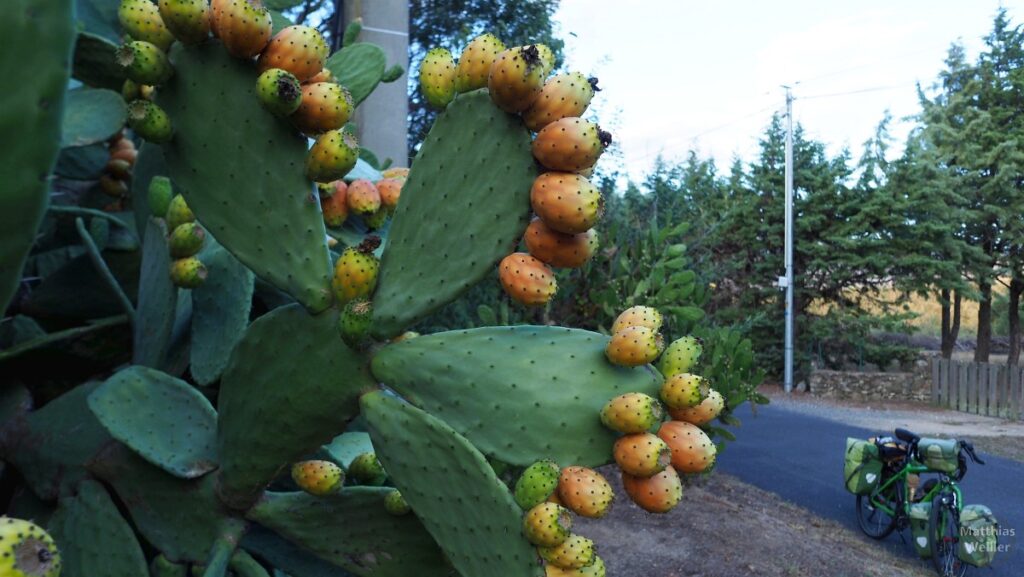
868 461 963 517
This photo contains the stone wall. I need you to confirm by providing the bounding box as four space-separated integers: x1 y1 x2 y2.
808 361 931 402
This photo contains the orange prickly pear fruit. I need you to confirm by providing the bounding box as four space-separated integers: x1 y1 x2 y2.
599 392 664 434
419 47 457 109
614 432 672 477
537 534 595 570
158 0 211 45
487 45 546 113
668 388 725 426
545 556 606 577
530 172 602 234
657 420 717 474
605 325 664 367
290 460 344 496
346 179 381 215
292 82 354 136
318 180 349 228
257 25 329 82
522 502 572 547
119 0 175 51
524 219 597 269
622 465 683 513
660 373 708 410
331 236 380 305
557 466 613 518
532 117 612 173
611 305 663 333
523 72 598 132
498 252 557 306
305 130 359 183
454 33 505 93
376 178 403 212
212 0 272 58
306 68 334 83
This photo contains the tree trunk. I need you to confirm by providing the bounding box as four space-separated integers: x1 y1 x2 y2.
974 281 992 363
940 289 962 358
1009 276 1023 366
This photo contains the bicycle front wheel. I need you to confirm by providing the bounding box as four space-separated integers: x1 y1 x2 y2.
856 484 897 539
930 494 968 577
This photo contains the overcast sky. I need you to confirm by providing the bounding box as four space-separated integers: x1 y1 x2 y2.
554 0 1021 180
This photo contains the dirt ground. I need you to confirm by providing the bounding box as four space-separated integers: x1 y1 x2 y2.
577 468 933 577
761 386 1024 463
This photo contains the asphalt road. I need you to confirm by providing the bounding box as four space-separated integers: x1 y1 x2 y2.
716 402 1023 576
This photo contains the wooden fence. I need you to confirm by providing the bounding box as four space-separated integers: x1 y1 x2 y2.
931 358 1024 420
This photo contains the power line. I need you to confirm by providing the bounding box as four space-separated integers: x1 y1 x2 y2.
632 102 782 164
800 82 920 100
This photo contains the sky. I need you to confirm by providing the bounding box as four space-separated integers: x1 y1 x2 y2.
554 0 1023 182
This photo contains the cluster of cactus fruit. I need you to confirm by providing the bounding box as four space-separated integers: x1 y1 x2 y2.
0 4 750 577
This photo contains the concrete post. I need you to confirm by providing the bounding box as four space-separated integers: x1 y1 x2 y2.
343 0 409 168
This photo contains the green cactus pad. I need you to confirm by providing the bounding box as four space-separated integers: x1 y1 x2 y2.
5 382 111 500
134 218 180 369
48 480 149 577
318 432 374 469
62 88 127 147
371 326 662 467
72 32 125 90
217 303 376 509
370 91 536 337
157 42 333 313
361 391 541 577
0 0 76 313
89 443 244 563
191 240 255 385
248 489 452 577
326 43 386 106
241 526 353 577
88 365 218 478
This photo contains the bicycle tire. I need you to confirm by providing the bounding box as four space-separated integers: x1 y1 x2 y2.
930 493 968 577
856 484 898 540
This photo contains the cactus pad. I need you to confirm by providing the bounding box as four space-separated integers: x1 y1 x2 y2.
361 391 542 577
61 87 127 147
190 240 255 385
371 326 662 467
248 489 453 577
325 43 386 106
318 431 375 469
216 303 375 509
134 218 180 368
157 42 333 313
371 91 537 337
88 365 218 479
241 526 352 577
48 480 149 576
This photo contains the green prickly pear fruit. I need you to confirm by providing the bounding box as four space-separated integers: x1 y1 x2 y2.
363 208 388 230
530 172 603 234
613 432 672 477
170 256 207 289
659 335 703 377
255 68 302 117
488 45 546 113
523 502 572 547
257 25 329 82
532 117 612 173
455 33 505 93
557 466 613 519
168 222 206 258
212 0 272 58
332 236 380 305
306 130 359 182
657 420 717 474
339 298 373 349
118 0 175 50
419 47 456 110
165 193 195 231
318 180 348 227
538 534 595 570
348 452 386 485
660 373 708 410
611 305 663 334
514 459 560 510
291 460 344 496
384 490 411 516
605 325 664 367
346 179 381 215
599 392 664 434
524 73 597 132
524 218 598 269
117 41 173 86
293 82 354 136
668 388 725 427
546 555 605 577
158 0 211 44
148 176 173 218
0 517 61 577
127 100 173 143
622 465 683 513
498 252 557 306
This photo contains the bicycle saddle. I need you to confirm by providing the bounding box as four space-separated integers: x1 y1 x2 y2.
895 428 920 443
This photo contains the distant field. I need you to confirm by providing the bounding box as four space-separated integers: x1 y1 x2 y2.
812 286 994 338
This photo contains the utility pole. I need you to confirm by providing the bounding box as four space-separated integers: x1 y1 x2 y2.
783 86 795 393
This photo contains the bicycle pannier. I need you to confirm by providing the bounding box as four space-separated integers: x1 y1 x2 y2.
958 504 999 567
908 502 932 558
918 438 959 474
844 438 882 495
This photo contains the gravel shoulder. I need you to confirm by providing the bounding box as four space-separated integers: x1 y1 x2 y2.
579 467 934 577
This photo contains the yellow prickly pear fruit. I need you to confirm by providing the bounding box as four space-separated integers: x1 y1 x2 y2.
291 460 344 496
523 72 598 132
487 45 546 113
605 325 664 367
454 33 505 93
0 517 61 577
331 236 380 305
668 388 725 426
610 305 663 333
119 0 175 51
419 47 457 110
169 256 207 288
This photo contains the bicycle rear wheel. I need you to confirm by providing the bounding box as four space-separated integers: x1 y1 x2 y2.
930 493 968 577
856 482 898 539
